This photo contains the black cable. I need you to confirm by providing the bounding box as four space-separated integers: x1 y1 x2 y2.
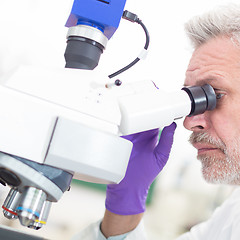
108 11 150 79
137 19 150 50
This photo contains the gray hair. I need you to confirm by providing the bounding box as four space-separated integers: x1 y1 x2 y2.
185 4 240 48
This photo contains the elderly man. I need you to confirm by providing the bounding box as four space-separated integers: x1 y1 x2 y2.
74 4 240 240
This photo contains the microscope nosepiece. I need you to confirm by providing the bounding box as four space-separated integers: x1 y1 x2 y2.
182 84 216 116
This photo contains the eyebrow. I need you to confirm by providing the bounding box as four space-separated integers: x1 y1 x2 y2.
183 77 218 87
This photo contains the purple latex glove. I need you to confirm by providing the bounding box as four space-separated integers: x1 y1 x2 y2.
105 122 176 215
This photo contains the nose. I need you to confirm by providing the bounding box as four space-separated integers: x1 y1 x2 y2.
183 113 210 132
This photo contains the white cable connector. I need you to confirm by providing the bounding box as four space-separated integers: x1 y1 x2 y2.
138 49 148 60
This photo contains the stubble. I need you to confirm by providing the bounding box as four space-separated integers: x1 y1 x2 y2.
189 132 240 185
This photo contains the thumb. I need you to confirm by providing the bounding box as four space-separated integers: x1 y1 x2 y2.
154 122 177 165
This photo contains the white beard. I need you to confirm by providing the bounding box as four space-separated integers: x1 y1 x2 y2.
189 132 240 185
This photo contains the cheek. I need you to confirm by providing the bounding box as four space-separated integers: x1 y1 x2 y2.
210 108 240 147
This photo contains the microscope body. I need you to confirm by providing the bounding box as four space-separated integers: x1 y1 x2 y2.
0 64 192 181
0 65 132 228
0 65 136 185
0 65 215 229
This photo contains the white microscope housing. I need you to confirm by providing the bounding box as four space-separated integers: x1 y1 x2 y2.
0 65 216 229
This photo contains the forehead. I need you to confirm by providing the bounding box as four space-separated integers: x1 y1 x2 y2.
185 36 240 87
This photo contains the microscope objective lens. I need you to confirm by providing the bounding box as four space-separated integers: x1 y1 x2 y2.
2 188 20 220
17 187 47 227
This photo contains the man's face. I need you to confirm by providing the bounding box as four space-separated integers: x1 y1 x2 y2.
183 36 240 185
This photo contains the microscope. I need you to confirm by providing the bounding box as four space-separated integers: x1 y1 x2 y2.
0 0 216 232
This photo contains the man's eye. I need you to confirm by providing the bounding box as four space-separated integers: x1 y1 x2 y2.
216 93 225 100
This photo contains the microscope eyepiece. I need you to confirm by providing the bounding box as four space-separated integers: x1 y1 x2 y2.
182 84 216 117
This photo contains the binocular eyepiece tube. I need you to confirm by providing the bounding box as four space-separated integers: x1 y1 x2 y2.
118 84 217 135
182 84 216 117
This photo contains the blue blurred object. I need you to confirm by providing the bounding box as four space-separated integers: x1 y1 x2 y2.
65 0 127 39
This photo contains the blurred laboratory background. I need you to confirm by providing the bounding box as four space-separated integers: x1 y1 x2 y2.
0 0 238 239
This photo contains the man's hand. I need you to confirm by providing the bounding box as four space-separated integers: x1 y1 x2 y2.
101 123 176 238
106 122 176 215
